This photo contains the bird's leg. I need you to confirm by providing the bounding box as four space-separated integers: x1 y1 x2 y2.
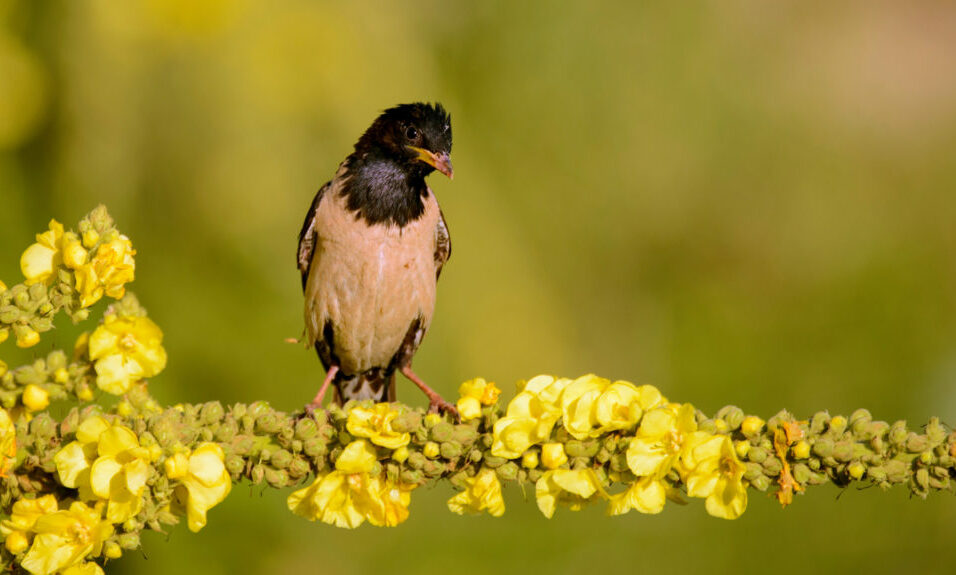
305 365 339 415
401 365 459 419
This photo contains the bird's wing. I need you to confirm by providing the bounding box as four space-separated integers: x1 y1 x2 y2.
435 206 452 279
298 181 330 289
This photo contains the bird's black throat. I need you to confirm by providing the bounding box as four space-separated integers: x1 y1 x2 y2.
340 152 429 227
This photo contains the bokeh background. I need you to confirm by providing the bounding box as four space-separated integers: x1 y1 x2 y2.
3 0 956 573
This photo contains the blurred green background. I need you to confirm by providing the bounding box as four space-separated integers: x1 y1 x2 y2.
3 0 956 573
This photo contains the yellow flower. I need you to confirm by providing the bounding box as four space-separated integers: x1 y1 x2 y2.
54 416 110 500
740 415 765 438
22 385 50 412
681 433 748 519
20 501 113 575
62 563 105 575
491 375 570 459
346 403 410 449
607 476 668 516
521 451 539 469
535 468 605 519
287 439 386 528
88 426 155 523
15 326 40 349
0 279 6 292
20 220 63 285
60 233 88 270
74 236 136 308
0 328 8 345
447 467 505 517
0 493 59 552
0 407 16 477
562 375 660 440
626 403 698 478
166 443 232 532
88 314 167 395
541 443 568 469
367 479 415 527
456 378 501 421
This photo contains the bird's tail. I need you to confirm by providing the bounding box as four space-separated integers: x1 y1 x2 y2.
332 368 396 404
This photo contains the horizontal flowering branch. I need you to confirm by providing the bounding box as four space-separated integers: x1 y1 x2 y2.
1 208 954 574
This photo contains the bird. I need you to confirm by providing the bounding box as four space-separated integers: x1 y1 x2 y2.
297 102 457 416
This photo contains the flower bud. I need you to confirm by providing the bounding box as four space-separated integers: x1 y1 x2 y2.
400 469 424 484
424 413 442 428
883 460 908 483
294 418 318 440
926 418 947 445
792 441 811 459
422 460 444 477
391 411 422 433
103 541 123 559
828 416 847 435
762 457 782 476
440 441 462 459
450 425 478 445
847 462 865 480
255 413 280 434
248 401 271 420
407 451 426 469
225 455 245 476
201 402 225 425
4 530 28 554
496 462 519 481
430 422 454 442
919 451 933 465
288 457 311 478
541 443 568 469
792 463 812 484
265 468 289 488
716 405 745 430
741 416 765 438
734 440 750 459
271 449 293 469
914 468 930 491
384 446 407 464
483 455 506 468
522 451 539 469
14 326 40 348
832 441 854 462
746 446 769 463
423 441 440 459
750 474 772 491
75 382 94 402
250 464 266 484
906 434 929 453
743 463 764 482
811 439 834 458
22 384 50 412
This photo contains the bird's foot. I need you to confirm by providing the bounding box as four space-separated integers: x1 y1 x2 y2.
427 395 459 420
302 365 338 419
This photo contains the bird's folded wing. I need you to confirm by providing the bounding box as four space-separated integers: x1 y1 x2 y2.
435 206 452 279
298 181 330 289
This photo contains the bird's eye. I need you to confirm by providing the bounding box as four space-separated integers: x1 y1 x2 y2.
405 125 419 140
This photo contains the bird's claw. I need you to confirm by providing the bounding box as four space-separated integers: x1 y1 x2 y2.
428 397 459 422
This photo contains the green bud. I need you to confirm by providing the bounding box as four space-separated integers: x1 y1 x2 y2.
906 434 929 453
828 415 847 435
271 449 293 469
888 421 908 447
743 463 764 482
697 419 717 434
250 464 266 484
231 404 247 419
337 431 353 446
483 455 506 468
294 418 318 440
118 533 141 550
391 412 422 433
496 462 519 481
595 447 611 464
566 440 599 458
201 402 224 425
747 446 769 463
248 401 272 420
430 422 454 442
919 451 933 465
527 469 543 483
450 425 478 445
716 405 745 431
883 460 908 483
440 442 462 459
792 463 812 484
225 455 245 476
255 413 280 434
265 468 289 488
762 457 782 477
914 467 930 491
811 439 834 458
406 452 426 470
832 441 854 462
231 435 257 455
288 458 311 479
422 460 444 478
750 474 772 491
926 418 946 445
400 469 424 485
215 419 238 442
303 438 327 458
609 453 629 472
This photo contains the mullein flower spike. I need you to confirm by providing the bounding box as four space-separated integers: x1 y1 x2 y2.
2 207 955 574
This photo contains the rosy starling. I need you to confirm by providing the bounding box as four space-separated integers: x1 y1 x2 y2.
297 103 456 415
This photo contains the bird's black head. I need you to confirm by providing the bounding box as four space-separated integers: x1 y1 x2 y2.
342 103 453 226
354 102 453 180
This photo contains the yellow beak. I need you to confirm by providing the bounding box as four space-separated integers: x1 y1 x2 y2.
407 146 454 179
